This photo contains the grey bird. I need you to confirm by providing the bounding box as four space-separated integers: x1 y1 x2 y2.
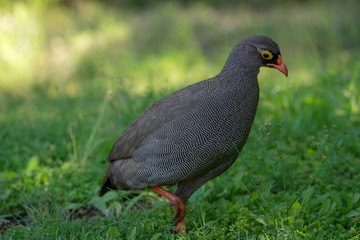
99 35 288 232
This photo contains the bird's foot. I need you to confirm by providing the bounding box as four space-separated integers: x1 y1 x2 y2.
170 218 186 234
150 186 187 233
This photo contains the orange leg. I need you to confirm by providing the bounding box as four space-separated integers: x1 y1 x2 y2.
151 186 186 232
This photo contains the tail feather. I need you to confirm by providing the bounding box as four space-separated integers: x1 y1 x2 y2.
99 164 116 196
99 158 145 196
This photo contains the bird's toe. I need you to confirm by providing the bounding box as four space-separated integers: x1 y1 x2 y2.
170 218 186 234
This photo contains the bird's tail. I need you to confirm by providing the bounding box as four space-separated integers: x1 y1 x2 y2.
99 163 116 196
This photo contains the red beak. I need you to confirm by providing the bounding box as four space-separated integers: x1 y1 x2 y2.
267 55 288 77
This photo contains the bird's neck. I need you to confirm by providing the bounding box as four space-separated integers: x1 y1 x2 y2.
219 49 260 79
218 62 260 85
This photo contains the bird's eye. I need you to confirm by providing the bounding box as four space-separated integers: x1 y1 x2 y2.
259 49 273 60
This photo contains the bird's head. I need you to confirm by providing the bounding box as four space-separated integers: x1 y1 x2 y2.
226 35 288 77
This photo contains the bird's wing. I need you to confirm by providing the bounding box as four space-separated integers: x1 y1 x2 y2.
128 91 242 187
108 78 217 161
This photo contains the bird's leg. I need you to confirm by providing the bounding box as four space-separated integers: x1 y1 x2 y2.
150 186 186 232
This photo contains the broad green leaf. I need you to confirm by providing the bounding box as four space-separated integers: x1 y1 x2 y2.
218 198 229 215
288 201 301 216
314 194 329 205
124 195 142 215
26 156 39 174
128 227 137 240
150 233 162 240
346 210 360 218
112 201 123 218
89 191 119 214
247 216 274 226
319 199 331 216
327 202 337 216
330 191 342 209
0 190 11 201
302 187 314 207
107 226 119 239
351 193 360 206
64 202 82 210
0 214 12 223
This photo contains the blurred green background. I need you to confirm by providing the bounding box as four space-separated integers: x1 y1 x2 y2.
1 0 360 239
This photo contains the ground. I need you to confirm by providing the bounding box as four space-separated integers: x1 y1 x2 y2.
1 1 360 239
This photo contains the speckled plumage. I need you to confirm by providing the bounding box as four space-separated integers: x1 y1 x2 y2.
99 35 286 206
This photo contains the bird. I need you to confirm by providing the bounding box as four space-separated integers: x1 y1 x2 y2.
99 35 288 232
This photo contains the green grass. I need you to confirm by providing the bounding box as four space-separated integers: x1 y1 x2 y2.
1 0 360 239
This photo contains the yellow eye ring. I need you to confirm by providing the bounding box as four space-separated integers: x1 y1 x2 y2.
259 49 273 60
